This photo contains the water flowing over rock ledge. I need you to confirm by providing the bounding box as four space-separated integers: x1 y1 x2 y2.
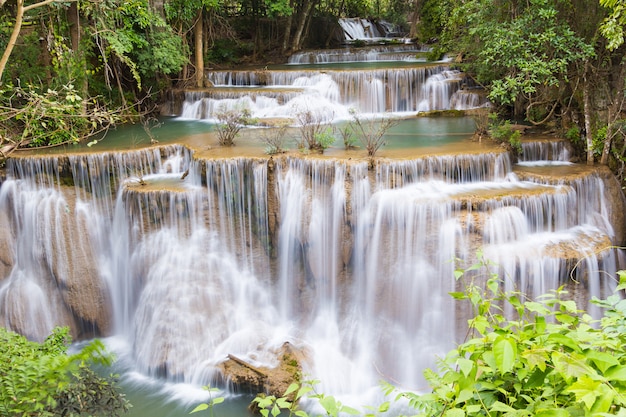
0 143 623 395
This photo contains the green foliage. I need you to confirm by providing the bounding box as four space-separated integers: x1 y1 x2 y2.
600 0 626 50
440 0 594 111
252 380 360 417
392 260 626 417
295 110 335 152
0 83 118 148
566 125 582 143
0 326 129 417
190 386 224 417
488 114 523 154
206 39 254 66
82 0 187 90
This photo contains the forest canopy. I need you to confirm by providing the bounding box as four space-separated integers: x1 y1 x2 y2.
0 0 625 178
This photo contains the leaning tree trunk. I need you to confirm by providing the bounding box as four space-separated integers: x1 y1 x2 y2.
0 0 70 83
290 0 316 52
583 61 594 165
194 9 204 88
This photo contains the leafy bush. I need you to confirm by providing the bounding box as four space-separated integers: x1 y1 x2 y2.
393 259 626 416
488 114 522 154
0 83 118 151
295 110 334 152
215 106 253 146
0 326 129 416
260 124 288 155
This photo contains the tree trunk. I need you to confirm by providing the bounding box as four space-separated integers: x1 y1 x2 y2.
67 2 88 115
282 1 294 53
0 0 72 84
583 62 594 165
291 0 316 52
601 60 626 165
409 0 423 39
194 9 204 88
0 0 25 83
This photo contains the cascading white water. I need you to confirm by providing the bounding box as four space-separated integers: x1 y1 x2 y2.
288 45 428 64
0 143 623 409
179 66 488 121
339 18 383 40
518 140 572 165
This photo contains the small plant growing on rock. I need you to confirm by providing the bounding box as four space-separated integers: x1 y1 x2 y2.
215 106 253 146
348 109 398 157
260 124 289 155
488 113 523 154
295 109 335 152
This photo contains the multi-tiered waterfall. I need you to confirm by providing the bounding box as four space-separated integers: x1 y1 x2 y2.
1 44 624 416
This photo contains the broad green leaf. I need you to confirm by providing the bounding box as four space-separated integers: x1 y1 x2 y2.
490 401 515 412
522 349 549 372
284 383 299 396
444 408 465 417
455 388 473 405
547 333 580 352
590 384 615 414
525 301 551 315
378 401 390 413
552 351 593 381
565 375 601 409
450 291 467 300
615 270 626 292
456 358 475 378
586 350 619 374
190 403 209 413
341 405 361 415
494 336 517 374
605 365 626 381
212 397 225 405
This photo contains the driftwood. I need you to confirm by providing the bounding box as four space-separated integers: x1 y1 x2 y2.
226 354 268 376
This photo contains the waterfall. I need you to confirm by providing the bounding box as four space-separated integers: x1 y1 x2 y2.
518 140 572 165
339 18 383 40
0 144 622 401
179 66 488 121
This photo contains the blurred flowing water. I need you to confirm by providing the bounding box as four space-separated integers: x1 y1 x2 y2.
0 43 623 417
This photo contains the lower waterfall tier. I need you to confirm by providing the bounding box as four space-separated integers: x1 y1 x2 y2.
0 144 624 395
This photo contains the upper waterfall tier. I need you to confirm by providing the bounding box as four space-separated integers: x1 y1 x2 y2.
287 44 430 64
175 65 488 121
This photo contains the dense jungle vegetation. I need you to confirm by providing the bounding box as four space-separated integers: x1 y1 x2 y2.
1 0 626 179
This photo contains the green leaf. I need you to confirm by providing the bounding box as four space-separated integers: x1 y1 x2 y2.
547 334 580 352
586 350 619 374
552 351 593 381
605 365 626 381
490 401 515 412
566 375 601 409
190 403 209 413
456 358 475 378
284 383 299 397
494 336 517 374
443 409 465 417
